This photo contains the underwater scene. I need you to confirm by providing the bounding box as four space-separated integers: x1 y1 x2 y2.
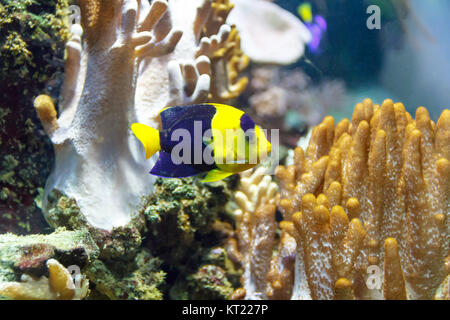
0 0 448 302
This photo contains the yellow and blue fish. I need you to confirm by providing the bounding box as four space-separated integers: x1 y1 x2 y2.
297 2 327 53
131 103 271 182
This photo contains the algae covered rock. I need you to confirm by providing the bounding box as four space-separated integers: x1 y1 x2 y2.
172 264 234 300
142 178 233 265
0 228 99 283
140 177 243 299
0 258 90 300
85 248 166 300
170 246 242 300
43 189 146 260
0 227 166 300
0 0 69 234
0 0 69 89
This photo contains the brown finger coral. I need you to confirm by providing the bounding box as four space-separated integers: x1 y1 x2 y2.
272 99 449 300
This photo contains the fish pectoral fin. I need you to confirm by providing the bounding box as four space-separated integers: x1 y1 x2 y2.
201 169 234 183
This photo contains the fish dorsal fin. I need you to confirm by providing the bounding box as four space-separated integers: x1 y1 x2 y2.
201 169 234 183
160 104 216 130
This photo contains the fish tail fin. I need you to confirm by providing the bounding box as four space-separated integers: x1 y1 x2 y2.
131 123 161 159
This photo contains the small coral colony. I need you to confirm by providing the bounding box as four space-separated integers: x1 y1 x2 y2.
0 0 448 300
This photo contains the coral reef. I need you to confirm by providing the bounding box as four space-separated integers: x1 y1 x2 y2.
1 172 237 300
231 99 448 300
36 0 249 231
2 0 249 299
3 0 446 303
274 99 449 299
0 0 69 234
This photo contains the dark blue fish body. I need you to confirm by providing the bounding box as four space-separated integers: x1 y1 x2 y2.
155 104 218 177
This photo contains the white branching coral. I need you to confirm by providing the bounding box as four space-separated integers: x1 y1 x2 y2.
0 259 88 300
35 0 249 231
135 0 249 126
231 167 278 299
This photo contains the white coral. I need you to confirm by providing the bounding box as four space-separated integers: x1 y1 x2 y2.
37 0 247 231
228 0 311 65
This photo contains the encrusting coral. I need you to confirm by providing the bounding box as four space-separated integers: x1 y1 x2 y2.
274 99 449 300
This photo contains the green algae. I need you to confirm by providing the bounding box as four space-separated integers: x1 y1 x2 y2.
85 249 165 300
172 264 234 300
44 189 89 231
0 0 69 86
142 177 232 265
139 177 242 299
0 0 70 234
